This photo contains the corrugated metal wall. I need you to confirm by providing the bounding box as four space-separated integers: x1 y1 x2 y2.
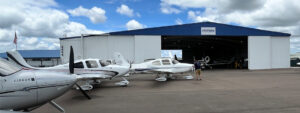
60 35 161 63
248 36 290 70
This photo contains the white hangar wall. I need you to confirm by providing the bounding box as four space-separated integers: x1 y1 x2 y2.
60 35 161 63
248 36 290 70
134 35 161 63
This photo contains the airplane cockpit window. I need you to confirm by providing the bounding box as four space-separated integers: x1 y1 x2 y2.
172 60 179 64
74 62 84 68
0 58 21 76
152 60 161 65
85 60 98 68
99 60 109 67
86 60 98 68
162 59 171 65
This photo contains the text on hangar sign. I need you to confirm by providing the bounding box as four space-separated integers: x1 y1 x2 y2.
201 27 216 35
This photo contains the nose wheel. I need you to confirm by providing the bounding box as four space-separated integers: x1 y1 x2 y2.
155 74 167 81
76 84 93 91
115 77 129 86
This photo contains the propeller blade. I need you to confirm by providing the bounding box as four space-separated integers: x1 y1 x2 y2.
69 46 74 74
75 83 91 100
174 54 178 60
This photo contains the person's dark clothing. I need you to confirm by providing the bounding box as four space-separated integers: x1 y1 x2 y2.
194 61 202 69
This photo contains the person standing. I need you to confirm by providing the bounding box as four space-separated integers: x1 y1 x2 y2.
194 60 202 80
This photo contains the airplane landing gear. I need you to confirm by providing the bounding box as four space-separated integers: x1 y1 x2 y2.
77 84 93 91
49 100 65 113
115 77 129 86
155 74 167 81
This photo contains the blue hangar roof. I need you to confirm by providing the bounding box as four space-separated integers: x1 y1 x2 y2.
109 22 291 36
0 50 60 59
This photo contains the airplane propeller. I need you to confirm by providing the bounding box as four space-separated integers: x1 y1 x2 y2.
69 46 91 100
69 46 74 74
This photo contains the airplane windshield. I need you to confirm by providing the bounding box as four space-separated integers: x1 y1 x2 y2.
162 59 171 65
99 60 109 67
152 60 161 66
172 60 179 64
0 58 21 76
86 60 98 68
74 62 84 68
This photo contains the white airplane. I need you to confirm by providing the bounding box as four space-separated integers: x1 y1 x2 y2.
0 46 92 113
131 57 194 81
6 51 130 91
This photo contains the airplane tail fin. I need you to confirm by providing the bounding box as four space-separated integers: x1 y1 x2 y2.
113 52 129 66
6 51 34 68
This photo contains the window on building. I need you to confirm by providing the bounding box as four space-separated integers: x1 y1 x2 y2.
32 58 42 61
43 58 51 61
86 60 98 68
74 62 84 68
152 60 161 66
162 59 171 65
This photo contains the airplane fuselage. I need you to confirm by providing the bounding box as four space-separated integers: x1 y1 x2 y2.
131 58 194 74
0 69 76 111
50 59 130 78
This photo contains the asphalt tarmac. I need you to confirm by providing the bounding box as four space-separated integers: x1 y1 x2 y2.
34 69 300 113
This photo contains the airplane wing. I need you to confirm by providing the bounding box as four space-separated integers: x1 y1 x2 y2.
76 73 112 80
134 68 174 74
0 110 28 113
151 69 174 74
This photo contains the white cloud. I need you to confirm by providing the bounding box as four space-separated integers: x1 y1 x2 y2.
116 4 134 17
126 19 145 30
0 0 104 52
68 6 107 24
160 2 181 14
161 0 265 13
187 9 220 22
175 18 183 25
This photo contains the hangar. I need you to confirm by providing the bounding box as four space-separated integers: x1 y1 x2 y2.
60 22 291 70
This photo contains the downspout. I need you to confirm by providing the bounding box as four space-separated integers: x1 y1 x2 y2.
81 34 84 59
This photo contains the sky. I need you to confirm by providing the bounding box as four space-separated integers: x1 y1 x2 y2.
1 0 300 53
161 50 182 58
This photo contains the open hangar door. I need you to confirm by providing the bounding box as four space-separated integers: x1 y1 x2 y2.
162 36 248 69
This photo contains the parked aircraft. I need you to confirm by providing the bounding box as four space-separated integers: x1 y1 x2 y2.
0 46 91 113
197 56 237 69
130 58 194 81
6 51 130 91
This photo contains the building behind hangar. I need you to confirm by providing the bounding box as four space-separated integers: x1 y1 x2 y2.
0 50 61 67
60 22 291 70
